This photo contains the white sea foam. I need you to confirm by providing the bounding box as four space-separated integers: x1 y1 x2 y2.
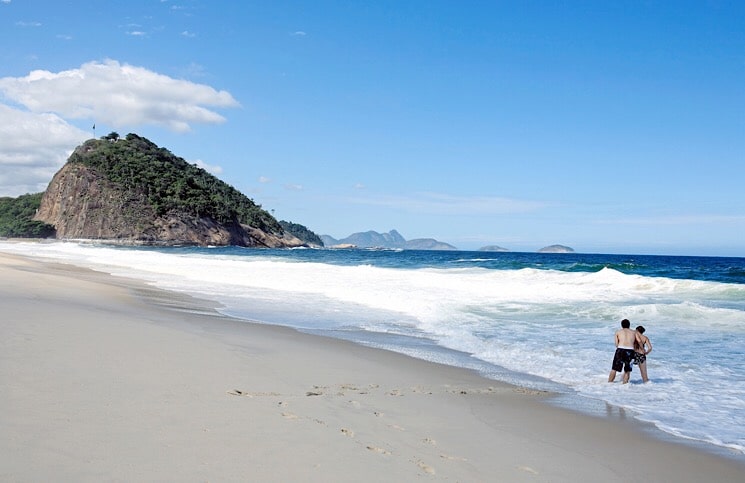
2 241 744 455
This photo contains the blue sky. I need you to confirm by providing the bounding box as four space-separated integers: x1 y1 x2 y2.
1 1 744 255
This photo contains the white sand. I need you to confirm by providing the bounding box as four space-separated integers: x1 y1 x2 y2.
1 252 743 482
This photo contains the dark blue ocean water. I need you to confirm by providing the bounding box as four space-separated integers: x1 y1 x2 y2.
150 246 745 284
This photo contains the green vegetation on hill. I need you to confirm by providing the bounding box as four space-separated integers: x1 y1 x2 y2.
279 220 324 246
70 133 282 234
0 193 56 238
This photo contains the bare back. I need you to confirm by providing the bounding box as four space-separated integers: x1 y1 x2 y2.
615 328 638 349
636 334 652 354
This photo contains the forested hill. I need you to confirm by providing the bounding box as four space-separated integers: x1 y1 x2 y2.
23 133 322 247
71 133 279 233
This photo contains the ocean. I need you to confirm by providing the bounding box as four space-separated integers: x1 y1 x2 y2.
2 241 744 457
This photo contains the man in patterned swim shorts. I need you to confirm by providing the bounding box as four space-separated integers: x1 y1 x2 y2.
608 319 641 384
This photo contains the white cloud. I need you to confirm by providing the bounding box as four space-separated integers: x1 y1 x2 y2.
291 31 307 36
16 21 41 27
258 176 271 183
127 30 147 37
2 1 13 5
347 192 547 215
0 59 240 133
0 104 89 196
284 183 304 191
181 30 196 38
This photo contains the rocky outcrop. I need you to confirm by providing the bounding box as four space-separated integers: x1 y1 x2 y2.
328 243 357 249
34 156 305 248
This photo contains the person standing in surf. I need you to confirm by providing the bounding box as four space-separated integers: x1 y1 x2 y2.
608 319 641 384
634 325 653 383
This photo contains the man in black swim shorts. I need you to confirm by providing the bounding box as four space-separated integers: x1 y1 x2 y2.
612 347 635 372
608 319 642 384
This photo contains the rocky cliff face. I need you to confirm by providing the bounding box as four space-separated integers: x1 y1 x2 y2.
35 156 305 248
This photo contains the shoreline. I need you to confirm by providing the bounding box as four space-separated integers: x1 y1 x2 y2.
1 252 743 481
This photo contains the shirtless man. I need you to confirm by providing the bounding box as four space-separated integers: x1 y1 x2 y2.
634 325 653 383
608 319 642 384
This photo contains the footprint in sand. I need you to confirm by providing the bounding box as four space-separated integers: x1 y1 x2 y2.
227 389 249 397
366 445 391 455
281 412 298 420
341 428 354 437
518 465 540 474
414 459 436 475
227 389 282 397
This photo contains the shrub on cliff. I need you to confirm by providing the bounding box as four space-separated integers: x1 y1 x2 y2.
0 193 56 238
279 220 324 246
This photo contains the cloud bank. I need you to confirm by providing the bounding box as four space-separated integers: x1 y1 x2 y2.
0 105 89 196
0 59 240 133
0 59 240 196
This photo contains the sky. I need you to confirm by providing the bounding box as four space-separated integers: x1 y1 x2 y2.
1 1 744 256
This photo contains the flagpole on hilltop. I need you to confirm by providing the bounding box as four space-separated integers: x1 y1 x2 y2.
92 123 96 138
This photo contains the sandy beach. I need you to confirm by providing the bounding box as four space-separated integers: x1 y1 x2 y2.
1 252 743 482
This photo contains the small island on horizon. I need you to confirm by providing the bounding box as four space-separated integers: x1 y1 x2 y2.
537 244 575 253
479 245 510 252
478 244 576 253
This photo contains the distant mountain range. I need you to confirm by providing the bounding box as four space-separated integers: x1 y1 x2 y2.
321 229 457 250
320 231 575 253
